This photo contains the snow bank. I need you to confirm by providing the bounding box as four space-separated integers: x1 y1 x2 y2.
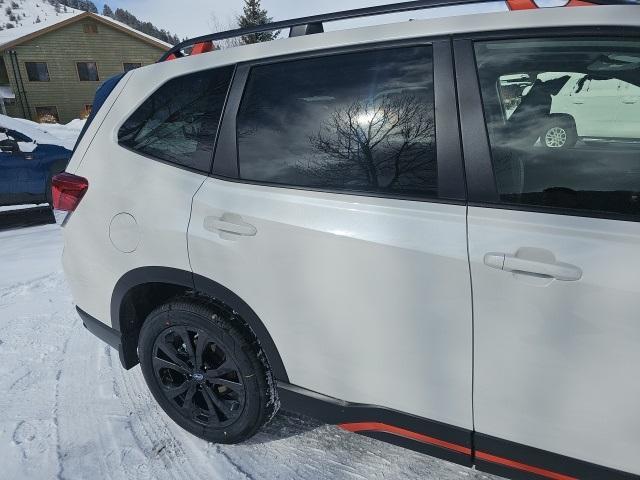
0 114 84 150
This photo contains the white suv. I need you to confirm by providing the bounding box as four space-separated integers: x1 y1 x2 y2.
56 2 640 480
500 72 640 147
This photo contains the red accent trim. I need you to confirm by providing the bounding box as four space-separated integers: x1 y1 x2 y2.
476 451 578 480
506 0 594 9
161 42 215 62
566 0 595 6
506 0 538 10
191 41 215 55
339 422 472 455
341 423 581 480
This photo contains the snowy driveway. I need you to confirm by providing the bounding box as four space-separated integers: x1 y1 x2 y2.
0 220 500 480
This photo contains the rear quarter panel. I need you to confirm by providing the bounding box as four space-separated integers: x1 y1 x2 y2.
62 65 208 326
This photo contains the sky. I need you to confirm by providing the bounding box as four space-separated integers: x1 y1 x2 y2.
93 0 508 41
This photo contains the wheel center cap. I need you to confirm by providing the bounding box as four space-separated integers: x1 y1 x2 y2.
192 372 204 382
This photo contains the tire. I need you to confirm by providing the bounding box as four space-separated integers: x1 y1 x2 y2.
138 297 277 444
541 118 577 149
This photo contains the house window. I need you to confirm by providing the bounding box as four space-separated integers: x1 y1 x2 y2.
123 62 142 72
83 23 98 34
77 62 99 81
36 106 60 124
25 62 50 82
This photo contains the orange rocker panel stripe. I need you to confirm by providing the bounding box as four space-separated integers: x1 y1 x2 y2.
339 422 578 480
340 422 472 455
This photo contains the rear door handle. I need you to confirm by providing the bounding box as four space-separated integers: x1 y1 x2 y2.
204 214 256 236
484 252 582 281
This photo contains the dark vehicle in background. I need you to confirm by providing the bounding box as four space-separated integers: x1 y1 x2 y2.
0 127 71 207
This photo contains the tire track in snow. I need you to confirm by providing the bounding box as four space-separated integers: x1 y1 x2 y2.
111 360 237 480
0 272 62 301
53 315 79 480
212 444 258 480
2 225 503 480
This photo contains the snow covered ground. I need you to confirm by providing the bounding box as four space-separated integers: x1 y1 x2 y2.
0 220 502 480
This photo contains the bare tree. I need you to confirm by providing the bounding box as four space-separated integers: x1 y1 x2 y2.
210 14 243 49
299 95 436 191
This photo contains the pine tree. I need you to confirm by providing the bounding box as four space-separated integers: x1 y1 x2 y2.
56 0 98 14
102 4 113 17
237 0 278 45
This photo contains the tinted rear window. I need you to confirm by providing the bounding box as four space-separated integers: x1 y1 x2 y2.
118 65 234 172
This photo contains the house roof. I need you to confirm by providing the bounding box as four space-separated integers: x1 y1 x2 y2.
0 12 172 52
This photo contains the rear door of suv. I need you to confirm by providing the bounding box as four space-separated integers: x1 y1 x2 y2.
457 31 640 478
189 38 474 446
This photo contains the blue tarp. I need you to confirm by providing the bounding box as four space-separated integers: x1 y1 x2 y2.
73 72 126 152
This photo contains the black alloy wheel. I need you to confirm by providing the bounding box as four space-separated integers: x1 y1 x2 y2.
138 298 276 443
151 325 246 427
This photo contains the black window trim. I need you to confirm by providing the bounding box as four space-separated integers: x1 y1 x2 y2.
453 25 640 223
211 37 467 205
116 64 237 175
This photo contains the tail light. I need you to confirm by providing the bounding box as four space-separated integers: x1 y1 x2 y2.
51 173 89 212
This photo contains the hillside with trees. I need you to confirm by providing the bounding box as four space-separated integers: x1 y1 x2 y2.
100 4 181 45
53 0 181 45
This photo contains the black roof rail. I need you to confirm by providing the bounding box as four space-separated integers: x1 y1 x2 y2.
159 0 637 61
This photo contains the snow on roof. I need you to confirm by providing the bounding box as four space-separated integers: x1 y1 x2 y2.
0 11 80 48
0 12 171 50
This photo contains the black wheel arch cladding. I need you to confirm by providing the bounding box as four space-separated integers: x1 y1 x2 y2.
111 266 289 382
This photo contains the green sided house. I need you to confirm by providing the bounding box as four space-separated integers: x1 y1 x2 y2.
0 12 171 124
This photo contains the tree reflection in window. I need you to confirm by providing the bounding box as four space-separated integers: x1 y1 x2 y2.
237 46 439 199
300 95 435 193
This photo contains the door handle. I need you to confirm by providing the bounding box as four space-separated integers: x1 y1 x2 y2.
484 252 582 281
204 214 256 236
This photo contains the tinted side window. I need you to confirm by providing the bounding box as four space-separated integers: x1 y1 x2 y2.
475 38 640 218
237 46 437 198
119 66 234 172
